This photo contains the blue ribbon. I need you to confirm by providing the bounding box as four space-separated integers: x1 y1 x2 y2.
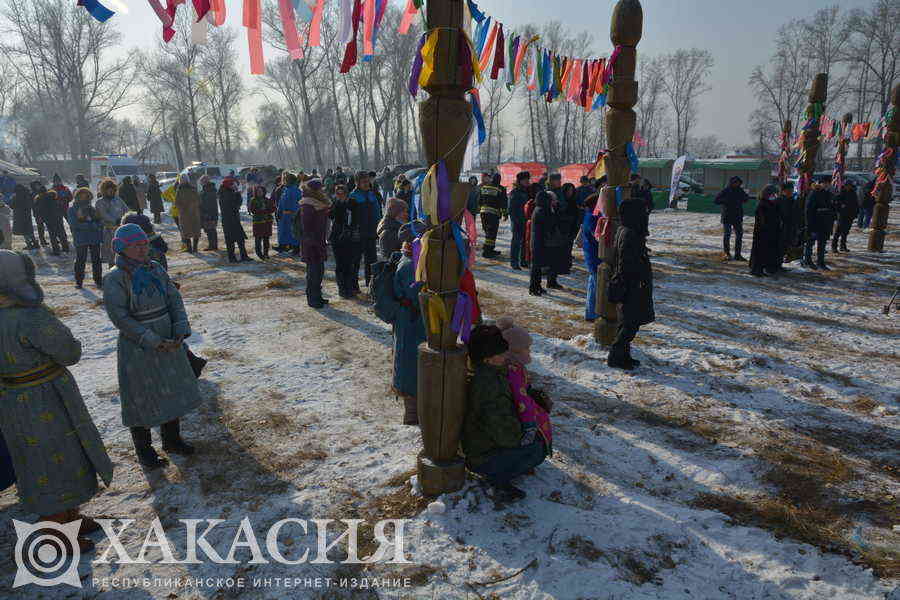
469 93 486 145
80 0 115 22
626 142 640 174
592 93 607 110
467 0 485 23
539 51 552 95
451 221 468 265
411 171 426 221
292 0 313 20
615 186 623 207
475 16 491 56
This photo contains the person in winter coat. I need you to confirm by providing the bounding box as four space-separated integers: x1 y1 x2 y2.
299 179 332 308
147 174 164 224
558 182 580 275
67 187 104 288
330 184 362 298
508 171 530 270
392 222 427 425
350 171 384 286
575 176 597 210
466 176 480 214
218 177 249 263
270 175 285 250
607 199 655 370
462 325 547 504
199 176 219 250
803 180 836 270
29 181 49 246
0 199 10 250
103 224 201 469
95 179 129 268
277 172 301 254
34 185 69 255
749 185 782 277
248 185 275 259
776 182 798 271
582 193 601 321
377 198 408 261
832 181 858 253
119 176 140 213
0 250 114 551
857 179 875 229
714 176 750 260
10 184 38 249
174 176 202 253
51 173 73 215
478 172 507 259
134 177 148 213
529 191 567 296
522 196 536 267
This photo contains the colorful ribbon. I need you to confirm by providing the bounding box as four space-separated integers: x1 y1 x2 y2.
451 292 473 342
626 142 640 174
243 0 265 75
209 0 226 26
309 0 325 47
148 0 176 41
363 0 376 59
436 161 451 223
468 89 486 145
78 0 115 22
408 34 427 97
399 0 420 34
463 208 478 268
278 0 303 60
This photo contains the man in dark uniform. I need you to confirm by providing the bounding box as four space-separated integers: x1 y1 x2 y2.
478 172 506 259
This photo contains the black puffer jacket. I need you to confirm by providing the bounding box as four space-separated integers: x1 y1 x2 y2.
612 199 654 326
714 181 750 225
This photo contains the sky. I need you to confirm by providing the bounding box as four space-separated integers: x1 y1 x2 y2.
103 0 876 149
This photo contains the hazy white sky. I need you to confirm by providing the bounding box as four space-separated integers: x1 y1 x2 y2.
105 0 874 147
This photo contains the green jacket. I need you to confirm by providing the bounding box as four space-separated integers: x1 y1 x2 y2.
461 363 522 467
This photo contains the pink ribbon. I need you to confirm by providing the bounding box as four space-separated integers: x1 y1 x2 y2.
308 0 325 47
209 0 226 26
399 0 417 34
243 0 265 74
463 208 477 268
363 0 376 58
603 46 621 86
278 0 303 60
192 0 210 20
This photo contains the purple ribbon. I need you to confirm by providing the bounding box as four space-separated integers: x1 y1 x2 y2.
408 34 426 97
411 237 422 279
451 292 473 342
436 160 451 223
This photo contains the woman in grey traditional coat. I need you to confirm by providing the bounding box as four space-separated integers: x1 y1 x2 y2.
103 224 201 469
95 179 129 268
0 250 113 550
174 176 202 253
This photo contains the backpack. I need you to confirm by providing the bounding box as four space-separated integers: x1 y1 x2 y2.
369 253 405 325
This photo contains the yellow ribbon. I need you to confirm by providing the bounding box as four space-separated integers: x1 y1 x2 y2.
418 30 440 89
426 294 450 335
415 229 432 283
463 33 484 84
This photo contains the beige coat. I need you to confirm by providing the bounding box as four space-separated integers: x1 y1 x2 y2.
174 185 202 238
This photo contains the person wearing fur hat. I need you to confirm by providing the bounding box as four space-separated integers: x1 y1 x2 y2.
377 198 408 261
103 224 202 469
95 179 129 267
277 172 301 255
248 185 275 259
174 176 202 253
607 199 655 370
462 325 547 503
299 179 332 308
10 184 38 250
199 176 219 251
219 176 250 263
67 187 104 288
0 250 113 550
392 221 427 425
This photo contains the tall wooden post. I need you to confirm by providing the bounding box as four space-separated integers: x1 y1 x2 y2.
868 83 899 252
594 0 643 345
416 0 472 496
832 113 852 190
777 119 792 184
793 73 828 262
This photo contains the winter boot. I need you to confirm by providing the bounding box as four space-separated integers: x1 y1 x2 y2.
262 238 270 259
227 243 238 263
840 242 849 252
239 242 252 262
607 347 635 371
130 427 167 469
191 238 199 253
547 277 563 290
492 482 526 503
817 261 830 271
161 419 195 456
625 344 641 368
402 396 419 426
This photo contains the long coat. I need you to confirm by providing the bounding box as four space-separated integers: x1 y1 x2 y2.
530 196 568 272
248 195 275 237
392 256 426 398
95 196 129 264
200 184 219 227
277 184 301 246
218 185 246 244
299 196 330 264
67 202 103 247
174 184 202 238
103 260 201 427
11 186 34 237
749 198 782 274
833 189 859 234
0 305 113 515
612 225 655 327
119 182 139 212
148 181 164 214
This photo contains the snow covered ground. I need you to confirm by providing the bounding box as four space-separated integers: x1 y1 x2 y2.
1 208 897 599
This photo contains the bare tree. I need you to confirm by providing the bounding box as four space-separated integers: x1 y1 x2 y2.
200 27 245 163
636 56 667 157
660 48 714 156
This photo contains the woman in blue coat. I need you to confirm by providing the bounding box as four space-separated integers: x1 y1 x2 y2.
392 223 426 425
582 193 601 321
67 187 104 289
276 172 301 255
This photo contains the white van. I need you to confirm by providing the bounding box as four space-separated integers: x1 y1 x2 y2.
91 155 147 189
178 162 243 190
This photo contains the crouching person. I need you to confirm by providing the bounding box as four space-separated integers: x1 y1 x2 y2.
0 250 113 551
103 224 201 469
462 325 547 503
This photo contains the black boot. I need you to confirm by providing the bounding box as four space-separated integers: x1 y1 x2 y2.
185 345 207 378
239 242 252 262
607 347 635 370
161 419 195 456
492 482 526 503
625 344 641 367
255 237 264 260
263 237 270 259
130 427 168 469
227 242 238 263
192 238 199 253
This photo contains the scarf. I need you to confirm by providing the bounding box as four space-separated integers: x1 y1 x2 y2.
115 254 167 299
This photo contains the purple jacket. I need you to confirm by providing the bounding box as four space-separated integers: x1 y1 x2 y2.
299 197 330 264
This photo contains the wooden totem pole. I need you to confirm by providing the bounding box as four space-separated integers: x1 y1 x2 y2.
868 83 899 252
792 73 828 260
832 113 853 191
416 0 472 496
594 0 643 345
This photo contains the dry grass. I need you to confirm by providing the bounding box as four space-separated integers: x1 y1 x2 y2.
266 277 293 290
565 535 604 564
203 348 235 361
48 304 78 318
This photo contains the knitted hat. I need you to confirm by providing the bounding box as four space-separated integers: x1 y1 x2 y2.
496 317 532 365
112 223 149 254
468 325 509 363
0 250 43 307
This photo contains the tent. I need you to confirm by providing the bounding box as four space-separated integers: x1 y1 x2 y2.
691 159 773 195
558 163 594 185
0 159 41 186
497 162 547 189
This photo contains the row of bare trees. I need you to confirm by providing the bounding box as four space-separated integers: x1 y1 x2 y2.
748 1 898 164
